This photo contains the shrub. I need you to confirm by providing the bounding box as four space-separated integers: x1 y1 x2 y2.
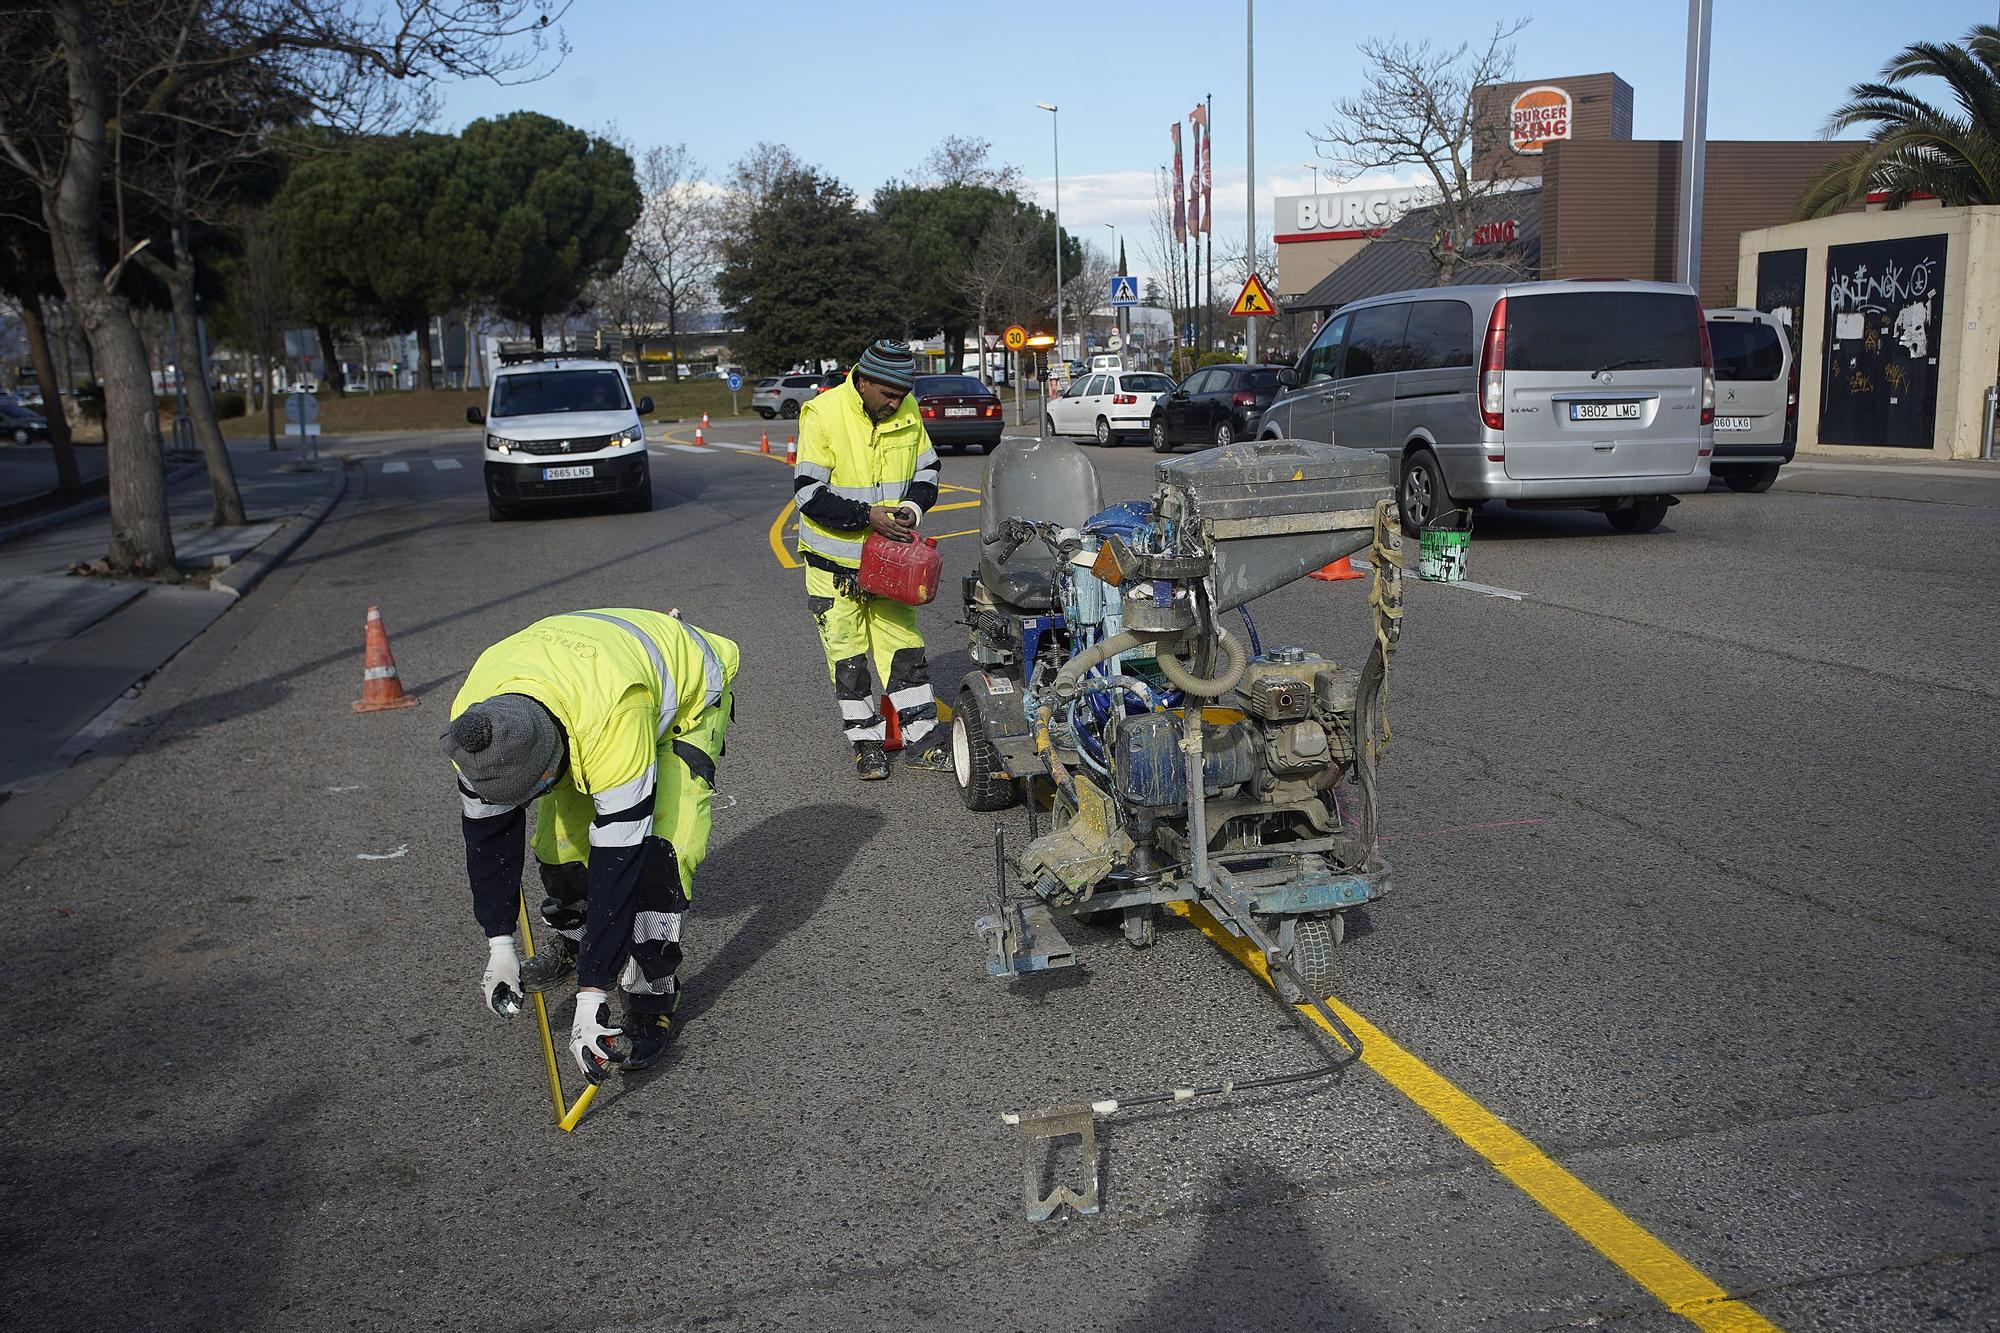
1196 350 1245 368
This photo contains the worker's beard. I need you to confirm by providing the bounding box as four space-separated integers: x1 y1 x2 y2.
867 400 897 423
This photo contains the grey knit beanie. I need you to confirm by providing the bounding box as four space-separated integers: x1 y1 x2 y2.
440 694 564 807
855 338 916 392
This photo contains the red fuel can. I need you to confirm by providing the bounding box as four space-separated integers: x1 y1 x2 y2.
858 531 942 605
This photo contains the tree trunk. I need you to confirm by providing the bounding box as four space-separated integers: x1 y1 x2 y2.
317 321 346 396
417 316 435 390
667 299 679 376
19 295 82 493
263 352 278 451
147 250 245 525
44 0 175 575
528 311 544 348
944 325 966 373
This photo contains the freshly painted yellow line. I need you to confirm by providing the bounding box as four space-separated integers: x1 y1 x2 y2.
767 500 801 570
1168 902 1782 1333
518 893 599 1132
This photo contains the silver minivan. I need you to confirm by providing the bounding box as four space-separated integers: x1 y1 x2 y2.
1705 307 1796 493
1261 279 1714 534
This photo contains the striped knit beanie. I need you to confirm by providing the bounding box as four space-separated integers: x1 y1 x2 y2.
854 339 916 392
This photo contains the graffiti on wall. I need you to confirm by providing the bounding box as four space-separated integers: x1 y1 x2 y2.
1755 248 1806 343
1820 234 1947 449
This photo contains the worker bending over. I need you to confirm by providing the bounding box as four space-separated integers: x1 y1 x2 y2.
442 608 738 1082
793 338 948 781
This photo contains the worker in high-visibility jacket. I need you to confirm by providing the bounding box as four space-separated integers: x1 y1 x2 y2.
793 338 948 781
441 608 738 1083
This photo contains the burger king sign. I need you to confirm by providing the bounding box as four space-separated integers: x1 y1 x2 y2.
1509 85 1572 155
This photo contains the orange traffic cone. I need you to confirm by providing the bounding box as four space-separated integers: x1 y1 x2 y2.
701 411 711 430
693 425 705 446
785 436 797 465
879 695 904 751
759 431 770 454
1308 556 1366 581
353 606 419 712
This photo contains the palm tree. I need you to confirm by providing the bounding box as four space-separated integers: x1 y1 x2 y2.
1798 24 2000 219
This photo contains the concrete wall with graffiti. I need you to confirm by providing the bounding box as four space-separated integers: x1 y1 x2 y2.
1739 205 2000 460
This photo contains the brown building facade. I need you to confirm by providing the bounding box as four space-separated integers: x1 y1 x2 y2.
1541 140 1861 307
1470 72 1634 180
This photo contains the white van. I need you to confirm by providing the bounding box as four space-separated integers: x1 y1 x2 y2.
1262 279 1714 534
466 349 653 522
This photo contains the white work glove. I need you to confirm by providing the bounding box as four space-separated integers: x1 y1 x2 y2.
569 991 624 1084
482 936 522 1017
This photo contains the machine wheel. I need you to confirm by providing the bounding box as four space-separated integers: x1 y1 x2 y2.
1095 415 1114 447
952 687 1019 812
1398 448 1453 537
1122 905 1157 949
1150 416 1173 453
781 399 800 419
1723 464 1780 493
1284 914 1343 999
1607 499 1670 533
1212 419 1235 449
487 498 510 523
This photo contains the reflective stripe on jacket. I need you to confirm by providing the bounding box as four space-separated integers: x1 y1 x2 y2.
794 375 940 568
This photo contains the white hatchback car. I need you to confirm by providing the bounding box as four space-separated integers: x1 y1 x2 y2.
1044 370 1177 446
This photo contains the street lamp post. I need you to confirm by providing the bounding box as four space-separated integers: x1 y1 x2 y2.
1037 102 1062 368
1304 162 1319 194
1105 222 1124 353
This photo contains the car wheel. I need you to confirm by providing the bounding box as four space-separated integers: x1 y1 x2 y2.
1723 464 1780 493
11 428 28 445
975 438 995 455
1607 499 1671 533
1151 416 1173 453
1212 419 1235 449
1044 414 1059 438
781 400 800 420
756 408 775 420
1398 449 1453 537
1095 416 1113 447
487 498 510 523
628 476 654 513
953 688 1019 812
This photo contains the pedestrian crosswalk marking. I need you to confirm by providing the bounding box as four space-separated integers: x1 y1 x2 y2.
433 458 462 470
382 461 409 474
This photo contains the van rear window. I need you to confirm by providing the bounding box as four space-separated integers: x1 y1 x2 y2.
1506 292 1702 372
1707 321 1786 382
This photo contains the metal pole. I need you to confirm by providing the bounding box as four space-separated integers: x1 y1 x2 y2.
1983 385 1997 460
1205 93 1215 354
1245 0 1258 363
1676 0 1713 291
1039 103 1063 369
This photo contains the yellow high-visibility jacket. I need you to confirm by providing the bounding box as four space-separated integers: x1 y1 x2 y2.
793 375 940 568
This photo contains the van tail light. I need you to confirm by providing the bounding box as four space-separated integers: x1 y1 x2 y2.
1786 348 1800 420
1232 391 1258 406
1479 296 1507 431
1696 303 1716 426
1112 393 1137 405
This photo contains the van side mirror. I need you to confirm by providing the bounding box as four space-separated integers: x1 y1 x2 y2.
637 396 653 415
466 405 485 425
1276 367 1301 389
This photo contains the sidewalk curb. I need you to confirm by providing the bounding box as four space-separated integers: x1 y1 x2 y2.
211 464 348 602
0 462 203 546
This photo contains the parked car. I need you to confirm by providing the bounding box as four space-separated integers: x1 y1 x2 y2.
753 373 840 419
1704 307 1796 492
0 401 51 444
466 353 654 522
1261 279 1714 535
1152 363 1287 452
914 374 1004 453
1045 370 1177 445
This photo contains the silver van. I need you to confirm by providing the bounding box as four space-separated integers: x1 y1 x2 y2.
1704 307 1796 493
1261 279 1714 534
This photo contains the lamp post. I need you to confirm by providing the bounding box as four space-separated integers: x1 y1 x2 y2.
1105 222 1125 353
1037 102 1062 368
1304 162 1319 194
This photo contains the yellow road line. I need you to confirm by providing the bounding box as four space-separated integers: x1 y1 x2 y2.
767 499 800 570
518 893 599 1132
1168 902 1781 1333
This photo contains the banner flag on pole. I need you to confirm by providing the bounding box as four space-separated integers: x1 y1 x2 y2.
1192 103 1212 235
1170 123 1186 244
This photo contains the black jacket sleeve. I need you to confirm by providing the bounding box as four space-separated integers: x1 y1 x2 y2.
794 473 872 530
460 791 525 939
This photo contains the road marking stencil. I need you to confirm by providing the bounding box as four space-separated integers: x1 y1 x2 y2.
433 458 462 470
381 461 409 474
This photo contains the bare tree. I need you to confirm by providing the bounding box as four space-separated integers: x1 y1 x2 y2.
583 255 663 373
0 0 569 575
224 208 296 452
1310 20 1531 286
1059 246 1119 356
629 143 718 371
913 135 1023 193
952 201 1043 381
1139 165 1196 374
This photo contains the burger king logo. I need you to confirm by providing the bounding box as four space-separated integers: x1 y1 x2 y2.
1509 85 1572 155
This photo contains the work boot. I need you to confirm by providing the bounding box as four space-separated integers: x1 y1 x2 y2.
618 997 680 1071
854 740 889 781
519 935 577 992
904 734 954 774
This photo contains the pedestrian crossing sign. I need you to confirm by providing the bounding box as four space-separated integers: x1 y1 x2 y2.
1229 273 1276 318
1108 275 1139 306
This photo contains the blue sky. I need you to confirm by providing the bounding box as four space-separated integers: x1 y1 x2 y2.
431 0 1981 271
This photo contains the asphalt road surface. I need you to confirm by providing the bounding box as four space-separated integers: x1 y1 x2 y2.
4 421 1996 1331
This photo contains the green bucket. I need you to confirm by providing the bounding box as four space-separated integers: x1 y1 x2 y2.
1417 515 1471 583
